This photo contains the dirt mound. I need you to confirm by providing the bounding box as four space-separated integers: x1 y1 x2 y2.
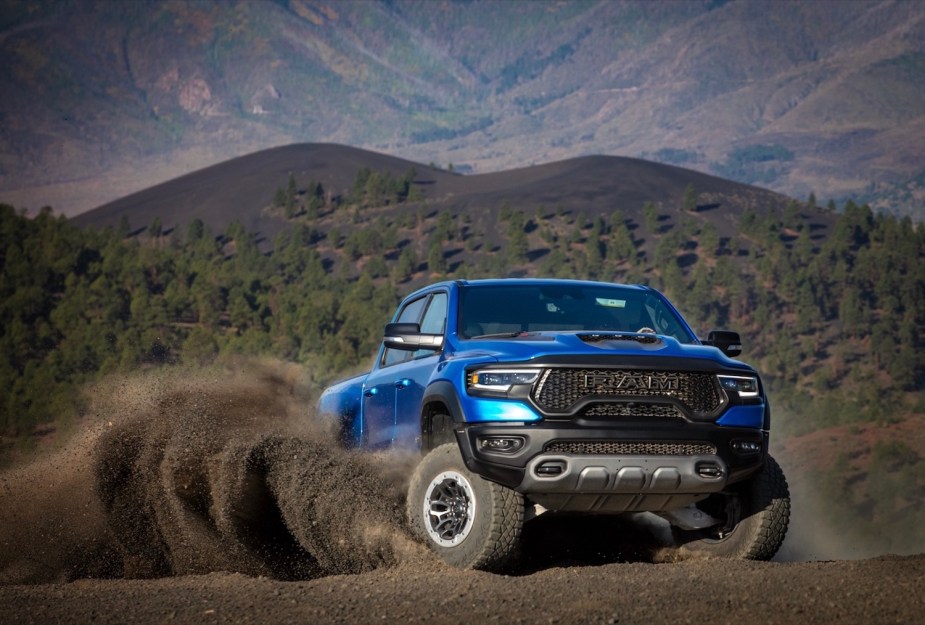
0 360 429 585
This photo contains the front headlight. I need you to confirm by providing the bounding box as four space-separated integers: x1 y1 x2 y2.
717 374 759 398
467 369 539 393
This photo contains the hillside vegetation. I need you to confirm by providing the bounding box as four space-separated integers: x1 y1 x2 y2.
3 185 923 436
2 165 924 548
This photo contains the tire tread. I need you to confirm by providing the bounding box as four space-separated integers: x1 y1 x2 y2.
407 443 523 571
674 454 790 561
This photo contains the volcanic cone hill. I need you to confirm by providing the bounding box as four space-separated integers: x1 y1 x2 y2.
73 143 822 250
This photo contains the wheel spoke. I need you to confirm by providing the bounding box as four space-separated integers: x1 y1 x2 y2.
423 473 475 545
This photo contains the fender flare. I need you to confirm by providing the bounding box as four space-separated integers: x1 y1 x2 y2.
419 380 467 451
421 380 466 423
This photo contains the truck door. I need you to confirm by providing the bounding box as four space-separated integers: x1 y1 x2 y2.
362 295 428 448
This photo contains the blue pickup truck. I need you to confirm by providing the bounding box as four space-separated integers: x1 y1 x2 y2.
318 278 789 569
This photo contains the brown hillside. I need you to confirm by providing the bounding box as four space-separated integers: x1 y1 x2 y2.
73 143 821 245
72 144 440 240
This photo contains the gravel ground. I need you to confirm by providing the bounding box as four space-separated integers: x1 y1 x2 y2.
5 555 925 625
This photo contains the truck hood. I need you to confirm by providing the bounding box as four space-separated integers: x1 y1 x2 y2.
453 331 753 371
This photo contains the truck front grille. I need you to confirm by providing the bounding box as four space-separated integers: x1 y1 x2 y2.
545 441 716 456
533 368 721 416
579 403 683 419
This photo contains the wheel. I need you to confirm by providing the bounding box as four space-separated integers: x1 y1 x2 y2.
671 454 790 560
406 443 523 570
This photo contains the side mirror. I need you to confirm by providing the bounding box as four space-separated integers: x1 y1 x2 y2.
383 322 444 351
703 330 742 357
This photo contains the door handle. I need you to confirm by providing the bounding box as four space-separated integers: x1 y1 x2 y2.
395 379 412 389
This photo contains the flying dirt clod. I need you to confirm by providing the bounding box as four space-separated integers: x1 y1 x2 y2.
0 360 429 585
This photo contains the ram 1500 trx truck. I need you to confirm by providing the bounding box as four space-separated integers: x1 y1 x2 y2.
318 279 790 569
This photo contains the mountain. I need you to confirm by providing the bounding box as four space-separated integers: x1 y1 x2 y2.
73 143 805 244
1 0 924 218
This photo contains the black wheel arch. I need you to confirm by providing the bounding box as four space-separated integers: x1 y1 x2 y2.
420 380 465 451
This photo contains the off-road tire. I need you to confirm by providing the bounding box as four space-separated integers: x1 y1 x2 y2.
407 443 523 570
672 454 790 560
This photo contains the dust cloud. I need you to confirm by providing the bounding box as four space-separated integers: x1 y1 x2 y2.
0 359 430 585
5 358 902 587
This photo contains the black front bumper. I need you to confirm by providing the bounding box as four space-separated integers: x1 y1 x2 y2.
454 420 767 493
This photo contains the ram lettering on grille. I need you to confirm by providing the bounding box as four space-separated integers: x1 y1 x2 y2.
534 368 721 415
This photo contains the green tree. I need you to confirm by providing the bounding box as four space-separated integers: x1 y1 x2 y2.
699 222 719 258
643 202 659 234
273 186 286 209
118 215 131 238
148 216 162 239
427 238 446 275
506 210 529 264
392 247 417 283
285 173 298 218
838 286 868 338
683 184 697 212
187 218 205 243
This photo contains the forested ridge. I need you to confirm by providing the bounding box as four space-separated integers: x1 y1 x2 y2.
3 186 925 440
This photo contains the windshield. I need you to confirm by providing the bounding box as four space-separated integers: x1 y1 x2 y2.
458 284 695 343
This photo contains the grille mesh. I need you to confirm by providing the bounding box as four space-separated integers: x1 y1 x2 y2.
534 369 721 415
545 441 716 456
580 403 682 419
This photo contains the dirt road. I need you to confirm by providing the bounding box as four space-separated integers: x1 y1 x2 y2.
5 555 924 625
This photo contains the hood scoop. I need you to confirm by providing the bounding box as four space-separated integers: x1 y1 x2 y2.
577 332 664 348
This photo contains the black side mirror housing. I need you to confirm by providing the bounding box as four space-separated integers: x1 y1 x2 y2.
703 330 742 357
383 322 444 351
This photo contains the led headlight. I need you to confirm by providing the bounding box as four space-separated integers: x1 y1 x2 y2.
467 369 539 393
718 374 759 398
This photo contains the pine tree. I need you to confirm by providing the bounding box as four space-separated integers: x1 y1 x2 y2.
683 184 697 212
643 202 659 234
285 173 298 218
506 210 529 264
427 238 446 275
699 222 719 258
148 217 162 240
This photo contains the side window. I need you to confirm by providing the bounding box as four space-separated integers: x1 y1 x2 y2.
381 296 427 367
419 293 448 335
413 292 448 360
397 297 428 324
